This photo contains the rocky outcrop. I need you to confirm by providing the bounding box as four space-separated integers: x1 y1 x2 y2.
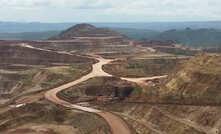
160 53 221 103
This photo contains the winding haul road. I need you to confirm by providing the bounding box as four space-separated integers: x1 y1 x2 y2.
45 55 167 134
18 43 167 134
1 43 218 134
45 56 133 134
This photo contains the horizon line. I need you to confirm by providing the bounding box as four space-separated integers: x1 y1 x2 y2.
1 20 221 24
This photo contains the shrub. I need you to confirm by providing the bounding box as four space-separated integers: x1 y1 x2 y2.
135 85 142 95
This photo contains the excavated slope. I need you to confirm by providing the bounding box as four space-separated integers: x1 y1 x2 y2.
161 53 221 103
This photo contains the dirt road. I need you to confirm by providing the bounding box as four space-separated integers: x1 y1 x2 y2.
45 56 132 134
1 44 218 134
15 44 167 134
121 75 168 85
45 54 168 134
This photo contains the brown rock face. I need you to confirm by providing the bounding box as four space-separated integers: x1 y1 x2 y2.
0 44 92 65
136 39 177 47
161 53 221 103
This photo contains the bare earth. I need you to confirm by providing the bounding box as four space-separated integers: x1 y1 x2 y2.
45 54 168 134
1 44 167 134
45 56 132 134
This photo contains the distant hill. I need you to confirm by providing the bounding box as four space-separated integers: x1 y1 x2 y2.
0 27 158 41
1 22 221 47
151 28 221 46
0 31 59 40
51 23 125 40
0 22 75 33
110 28 160 40
1 21 221 33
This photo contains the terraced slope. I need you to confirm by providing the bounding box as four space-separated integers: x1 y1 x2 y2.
51 23 125 39
0 43 94 105
160 53 221 103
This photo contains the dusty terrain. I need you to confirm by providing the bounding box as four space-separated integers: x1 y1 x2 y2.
0 42 94 106
55 53 221 134
160 53 221 104
103 58 186 78
45 55 145 134
0 101 111 134
0 43 168 134
1 24 221 134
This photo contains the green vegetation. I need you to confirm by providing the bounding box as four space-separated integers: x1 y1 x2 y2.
111 28 160 40
127 63 143 69
160 54 221 103
40 65 91 88
0 31 59 40
0 102 110 133
152 28 221 46
21 76 35 87
2 24 221 47
135 85 142 95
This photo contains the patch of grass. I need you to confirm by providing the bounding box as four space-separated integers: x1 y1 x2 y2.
46 73 64 83
135 85 142 95
20 70 38 87
127 63 143 69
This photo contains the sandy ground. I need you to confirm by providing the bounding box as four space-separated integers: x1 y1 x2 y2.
45 54 167 134
2 123 78 134
121 75 168 85
1 44 167 134
44 56 132 134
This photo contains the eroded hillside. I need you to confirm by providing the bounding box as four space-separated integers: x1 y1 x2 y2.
160 53 221 104
0 43 94 106
1 23 221 134
102 54 221 134
0 100 111 134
